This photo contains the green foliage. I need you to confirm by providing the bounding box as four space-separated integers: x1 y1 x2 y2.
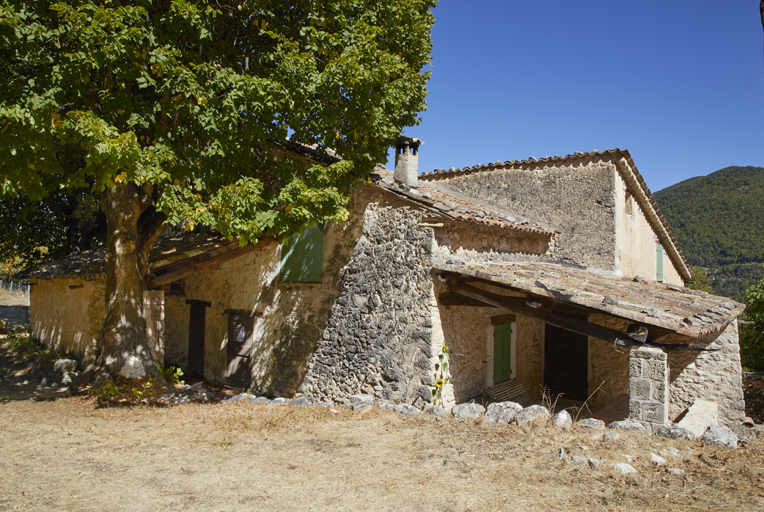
654 166 764 301
740 269 764 372
98 382 124 396
431 345 449 407
0 0 436 244
154 359 184 384
686 265 715 294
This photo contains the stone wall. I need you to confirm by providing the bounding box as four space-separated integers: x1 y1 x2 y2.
667 321 745 428
29 278 105 363
301 205 437 406
629 346 670 429
514 315 545 401
588 315 632 410
163 183 390 394
430 162 618 270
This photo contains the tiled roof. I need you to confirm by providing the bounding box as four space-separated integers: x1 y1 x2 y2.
21 229 233 280
369 167 552 236
420 148 692 281
434 260 744 340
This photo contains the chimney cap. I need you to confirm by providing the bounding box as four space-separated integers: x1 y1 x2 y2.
395 136 424 147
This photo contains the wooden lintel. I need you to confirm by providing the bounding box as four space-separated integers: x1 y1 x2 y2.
147 239 269 289
491 314 516 325
448 282 716 352
223 308 263 318
186 299 212 307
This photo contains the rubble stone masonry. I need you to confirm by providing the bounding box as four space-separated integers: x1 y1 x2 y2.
301 205 437 406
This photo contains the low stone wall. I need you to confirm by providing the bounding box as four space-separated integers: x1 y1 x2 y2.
29 278 104 362
667 321 745 428
301 205 437 406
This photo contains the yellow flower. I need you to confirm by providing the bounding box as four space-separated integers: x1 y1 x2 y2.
435 380 444 387
442 346 449 353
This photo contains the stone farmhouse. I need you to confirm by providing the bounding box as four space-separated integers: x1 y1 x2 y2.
24 138 746 430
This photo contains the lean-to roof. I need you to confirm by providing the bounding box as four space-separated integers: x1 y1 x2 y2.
20 230 232 280
434 260 743 339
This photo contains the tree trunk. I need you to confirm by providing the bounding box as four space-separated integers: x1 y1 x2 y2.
96 182 166 382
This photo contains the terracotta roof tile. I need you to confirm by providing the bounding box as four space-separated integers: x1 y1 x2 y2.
369 167 552 236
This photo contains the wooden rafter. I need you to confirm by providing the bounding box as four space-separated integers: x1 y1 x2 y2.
146 239 272 289
447 281 716 352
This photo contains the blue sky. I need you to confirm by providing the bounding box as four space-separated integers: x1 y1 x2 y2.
388 1 764 192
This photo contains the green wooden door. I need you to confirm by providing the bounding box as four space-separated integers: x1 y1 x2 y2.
494 323 512 385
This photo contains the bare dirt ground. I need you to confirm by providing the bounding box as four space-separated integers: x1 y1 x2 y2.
2 359 764 512
2 295 764 511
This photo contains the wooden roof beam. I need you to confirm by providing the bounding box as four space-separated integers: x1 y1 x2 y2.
448 281 716 352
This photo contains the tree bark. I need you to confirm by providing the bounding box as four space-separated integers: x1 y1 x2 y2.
96 182 166 382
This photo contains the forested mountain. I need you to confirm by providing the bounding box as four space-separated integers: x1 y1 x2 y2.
653 166 764 302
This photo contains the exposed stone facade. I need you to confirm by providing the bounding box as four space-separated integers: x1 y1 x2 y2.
430 162 618 270
588 315 632 409
301 205 436 405
667 321 745 428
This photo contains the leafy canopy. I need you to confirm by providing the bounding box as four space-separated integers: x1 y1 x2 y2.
741 269 764 372
0 0 435 243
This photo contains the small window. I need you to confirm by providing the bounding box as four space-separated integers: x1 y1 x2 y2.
279 226 324 283
656 243 664 282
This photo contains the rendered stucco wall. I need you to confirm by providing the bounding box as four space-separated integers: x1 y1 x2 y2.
614 173 683 286
667 320 745 428
29 278 104 362
431 162 618 270
661 252 683 287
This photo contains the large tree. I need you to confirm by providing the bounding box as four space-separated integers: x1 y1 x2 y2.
0 0 435 380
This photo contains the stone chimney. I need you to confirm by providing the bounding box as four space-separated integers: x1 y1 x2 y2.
394 136 423 187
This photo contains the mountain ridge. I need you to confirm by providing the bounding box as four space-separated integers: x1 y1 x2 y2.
653 165 764 302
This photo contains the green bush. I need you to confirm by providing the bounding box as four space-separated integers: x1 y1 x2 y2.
740 269 764 373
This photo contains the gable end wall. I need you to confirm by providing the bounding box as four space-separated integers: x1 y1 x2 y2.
432 162 618 270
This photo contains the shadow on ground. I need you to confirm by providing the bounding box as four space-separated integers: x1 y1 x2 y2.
0 343 71 402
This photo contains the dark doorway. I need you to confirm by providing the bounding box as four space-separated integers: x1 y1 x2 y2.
225 313 254 389
186 300 210 377
544 324 588 401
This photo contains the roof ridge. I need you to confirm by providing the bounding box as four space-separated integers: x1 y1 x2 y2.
420 148 628 180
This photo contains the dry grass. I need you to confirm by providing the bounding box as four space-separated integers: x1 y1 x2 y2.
0 288 29 307
0 396 763 511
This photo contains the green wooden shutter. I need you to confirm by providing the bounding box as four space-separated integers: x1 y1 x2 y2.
493 323 513 385
279 226 324 283
656 243 664 282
